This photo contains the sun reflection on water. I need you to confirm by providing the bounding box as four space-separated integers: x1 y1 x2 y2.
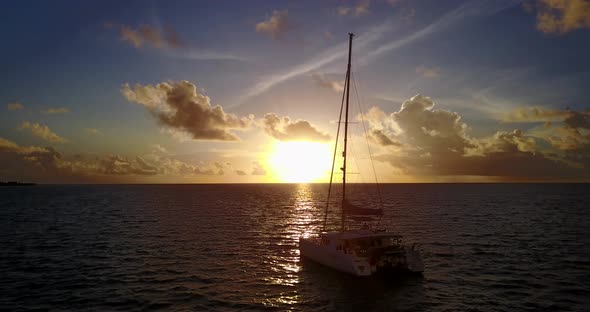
262 183 322 308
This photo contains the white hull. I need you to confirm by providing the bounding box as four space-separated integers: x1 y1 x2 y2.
300 237 372 276
299 231 424 277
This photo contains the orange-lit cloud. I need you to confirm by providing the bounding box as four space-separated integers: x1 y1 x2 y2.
151 144 168 154
261 113 331 142
84 128 103 136
42 107 70 114
256 10 290 40
503 105 590 173
251 161 267 175
416 65 441 78
311 73 344 92
504 106 571 123
369 129 401 146
7 102 24 111
338 0 371 16
20 121 67 143
536 0 590 34
108 22 184 49
122 81 252 141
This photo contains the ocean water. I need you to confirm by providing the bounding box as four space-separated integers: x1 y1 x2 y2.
1 184 589 311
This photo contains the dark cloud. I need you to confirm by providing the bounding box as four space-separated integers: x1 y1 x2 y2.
0 137 233 183
390 95 475 155
367 95 589 179
564 110 590 129
100 155 156 175
262 113 330 142
0 137 76 183
503 106 590 154
122 81 252 141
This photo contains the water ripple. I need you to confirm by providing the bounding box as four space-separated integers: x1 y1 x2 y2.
1 183 589 311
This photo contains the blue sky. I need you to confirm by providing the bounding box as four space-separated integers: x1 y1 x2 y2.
1 0 589 183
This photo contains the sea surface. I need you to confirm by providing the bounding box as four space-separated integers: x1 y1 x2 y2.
1 184 589 311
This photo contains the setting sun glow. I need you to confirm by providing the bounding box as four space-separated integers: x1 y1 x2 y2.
267 141 333 183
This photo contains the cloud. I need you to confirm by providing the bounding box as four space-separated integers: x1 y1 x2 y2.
84 128 103 136
151 144 168 154
110 23 184 49
504 106 571 122
256 10 290 40
169 49 247 62
107 22 244 62
122 80 252 141
338 0 371 16
0 137 235 183
337 7 351 16
366 95 587 179
20 122 67 143
392 94 475 153
95 154 227 176
251 161 267 175
502 106 590 151
261 113 330 142
0 137 19 150
416 65 441 78
42 107 70 114
311 73 345 92
369 129 401 146
7 103 24 111
139 156 226 176
535 0 590 34
0 137 76 182
100 155 157 175
564 109 590 129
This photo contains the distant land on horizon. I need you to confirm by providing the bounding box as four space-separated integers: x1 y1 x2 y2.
0 181 37 186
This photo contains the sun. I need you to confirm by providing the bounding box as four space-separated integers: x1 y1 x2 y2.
267 141 333 183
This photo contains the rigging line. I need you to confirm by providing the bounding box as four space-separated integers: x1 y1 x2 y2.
351 70 384 210
323 68 348 232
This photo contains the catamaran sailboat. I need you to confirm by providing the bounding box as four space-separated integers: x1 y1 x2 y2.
298 33 424 277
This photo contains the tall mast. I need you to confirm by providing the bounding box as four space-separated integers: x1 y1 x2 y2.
341 33 353 231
